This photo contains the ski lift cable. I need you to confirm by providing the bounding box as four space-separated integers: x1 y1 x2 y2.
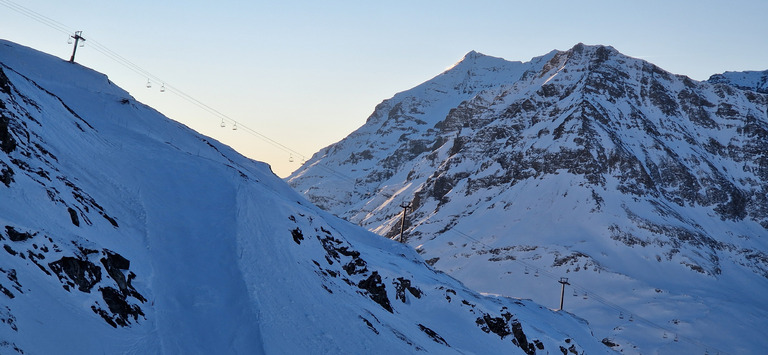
0 0 73 35
86 38 309 160
88 44 356 182
89 37 359 184
444 226 729 354
4 0 367 186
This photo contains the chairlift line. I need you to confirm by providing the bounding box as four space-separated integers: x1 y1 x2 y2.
3 0 329 175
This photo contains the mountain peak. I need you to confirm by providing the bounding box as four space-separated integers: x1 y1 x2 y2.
443 50 509 73
289 43 768 355
562 43 622 64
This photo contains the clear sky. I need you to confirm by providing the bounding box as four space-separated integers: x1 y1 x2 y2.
3 0 767 177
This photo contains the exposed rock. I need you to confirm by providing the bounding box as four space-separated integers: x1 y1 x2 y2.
393 277 422 302
418 324 449 346
290 227 304 245
48 256 101 293
4 226 33 242
357 271 393 313
97 286 145 327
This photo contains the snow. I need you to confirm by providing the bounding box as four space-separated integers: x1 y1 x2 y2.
288 43 768 354
0 40 614 354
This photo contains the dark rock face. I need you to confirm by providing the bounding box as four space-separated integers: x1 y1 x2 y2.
393 277 422 303
476 313 512 338
4 226 33 242
290 227 304 245
475 311 537 355
100 250 130 292
97 286 145 328
418 324 449 346
357 271 393 313
0 112 17 154
49 256 102 293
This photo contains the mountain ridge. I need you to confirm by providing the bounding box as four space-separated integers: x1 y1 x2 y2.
288 43 768 354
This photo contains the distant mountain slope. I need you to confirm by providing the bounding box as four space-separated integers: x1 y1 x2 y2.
708 69 768 94
288 43 768 354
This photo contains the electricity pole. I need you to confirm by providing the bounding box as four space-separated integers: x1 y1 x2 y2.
398 202 410 243
558 277 570 311
69 31 85 63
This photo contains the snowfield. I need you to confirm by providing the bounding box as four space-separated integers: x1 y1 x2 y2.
0 40 613 354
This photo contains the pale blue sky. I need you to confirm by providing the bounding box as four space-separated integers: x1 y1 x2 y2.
3 0 767 177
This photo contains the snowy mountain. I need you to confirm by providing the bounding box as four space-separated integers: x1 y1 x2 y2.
0 40 613 354
707 69 768 94
288 43 768 354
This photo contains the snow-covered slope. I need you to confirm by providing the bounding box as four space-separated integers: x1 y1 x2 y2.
0 40 614 354
708 70 768 94
288 44 768 354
